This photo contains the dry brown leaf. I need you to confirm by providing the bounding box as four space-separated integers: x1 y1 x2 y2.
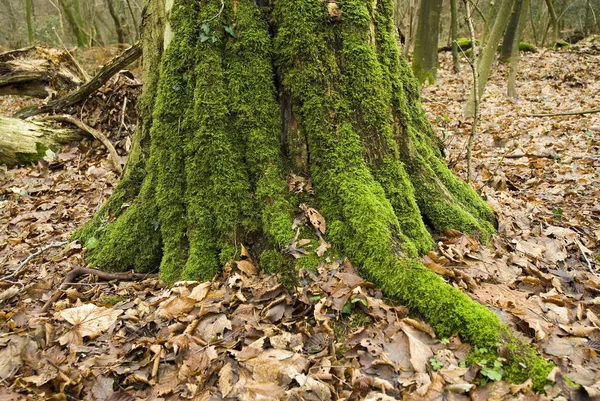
157 296 196 319
300 203 326 234
401 321 435 373
57 304 121 345
237 259 257 276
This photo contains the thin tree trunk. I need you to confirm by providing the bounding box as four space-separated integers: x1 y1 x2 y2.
26 0 35 45
482 0 497 45
501 0 524 62
507 0 530 97
107 0 126 43
544 0 558 44
450 0 460 72
59 0 89 47
125 0 140 41
529 0 539 46
412 0 444 84
465 0 516 116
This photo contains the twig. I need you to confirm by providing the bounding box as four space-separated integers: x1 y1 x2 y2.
0 241 66 281
41 267 157 312
38 115 123 174
52 26 90 81
201 0 225 23
576 239 594 273
530 108 600 117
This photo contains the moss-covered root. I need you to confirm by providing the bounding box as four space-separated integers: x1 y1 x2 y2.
379 258 554 391
275 0 551 389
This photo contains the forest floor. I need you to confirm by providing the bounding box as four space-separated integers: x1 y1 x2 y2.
0 41 599 400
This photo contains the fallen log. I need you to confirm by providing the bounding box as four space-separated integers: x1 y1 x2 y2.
0 46 86 98
0 116 82 166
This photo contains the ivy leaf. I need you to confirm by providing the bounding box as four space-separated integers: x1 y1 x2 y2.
85 237 98 250
225 24 236 38
211 35 219 44
200 33 210 43
200 23 210 34
481 367 503 381
342 303 352 314
429 357 443 371
350 297 367 307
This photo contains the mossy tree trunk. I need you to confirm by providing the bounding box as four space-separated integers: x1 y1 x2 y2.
74 0 552 388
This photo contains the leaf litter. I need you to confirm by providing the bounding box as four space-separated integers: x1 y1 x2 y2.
0 43 599 399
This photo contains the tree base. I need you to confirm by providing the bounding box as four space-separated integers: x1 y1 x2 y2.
73 0 551 389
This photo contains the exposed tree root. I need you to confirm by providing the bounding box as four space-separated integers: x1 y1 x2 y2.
38 115 123 174
41 267 156 312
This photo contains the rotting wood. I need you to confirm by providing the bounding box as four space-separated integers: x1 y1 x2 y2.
15 42 142 119
0 46 86 98
0 116 83 167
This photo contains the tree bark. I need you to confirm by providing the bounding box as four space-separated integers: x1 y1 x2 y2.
450 0 460 72
107 0 126 44
507 0 530 97
74 0 552 389
58 0 89 47
0 116 82 166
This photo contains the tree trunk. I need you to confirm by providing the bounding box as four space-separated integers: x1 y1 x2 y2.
0 116 82 166
450 0 460 72
465 0 516 116
26 0 35 45
500 0 524 62
107 0 126 44
59 0 89 47
507 0 530 97
74 0 552 388
412 0 444 83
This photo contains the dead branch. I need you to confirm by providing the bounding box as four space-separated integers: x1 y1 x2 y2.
530 108 600 117
39 114 123 174
41 267 157 312
15 42 141 119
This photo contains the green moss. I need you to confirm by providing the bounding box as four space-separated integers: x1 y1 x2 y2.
551 40 569 49
519 42 536 52
274 0 547 388
15 142 49 165
100 295 127 306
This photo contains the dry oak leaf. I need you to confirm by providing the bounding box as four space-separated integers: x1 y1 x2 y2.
56 304 121 345
300 203 326 234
